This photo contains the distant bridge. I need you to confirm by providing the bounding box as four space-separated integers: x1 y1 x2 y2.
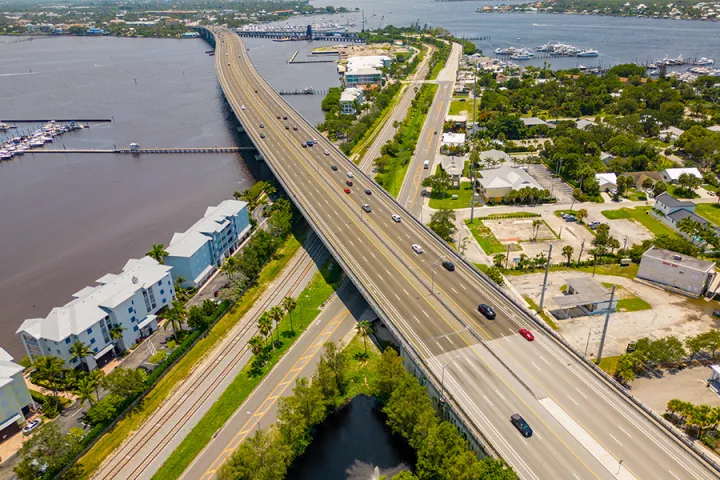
232 25 363 43
27 147 249 154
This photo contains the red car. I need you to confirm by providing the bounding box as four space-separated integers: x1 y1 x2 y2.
344 188 351 194
519 328 534 341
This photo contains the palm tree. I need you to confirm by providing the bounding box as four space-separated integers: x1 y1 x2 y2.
248 336 264 356
233 190 242 200
221 256 239 281
577 209 588 224
355 321 373 355
89 369 104 401
146 243 169 264
69 340 93 371
109 324 126 354
170 299 187 330
174 276 186 290
258 313 273 349
33 356 65 399
282 297 297 333
73 375 98 407
562 245 574 266
531 220 542 241
269 306 284 344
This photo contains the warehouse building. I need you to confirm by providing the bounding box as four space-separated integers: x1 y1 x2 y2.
636 247 716 297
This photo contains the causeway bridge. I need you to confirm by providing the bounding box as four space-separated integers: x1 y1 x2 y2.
199 26 720 480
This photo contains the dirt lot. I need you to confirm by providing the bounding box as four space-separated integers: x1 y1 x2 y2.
313 43 410 58
581 213 655 247
485 218 556 242
631 366 720 412
510 271 720 359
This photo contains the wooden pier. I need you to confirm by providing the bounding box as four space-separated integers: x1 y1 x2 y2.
27 147 251 154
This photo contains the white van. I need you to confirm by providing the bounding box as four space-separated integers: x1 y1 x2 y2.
423 160 429 169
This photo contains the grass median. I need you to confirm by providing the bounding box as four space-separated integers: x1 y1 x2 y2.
79 227 308 476
152 258 344 480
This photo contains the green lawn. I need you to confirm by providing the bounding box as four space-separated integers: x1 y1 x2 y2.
523 296 559 330
428 182 476 209
81 227 309 476
624 189 648 202
449 99 472 116
695 203 720 227
505 263 639 279
344 333 381 399
597 355 620 375
617 297 652 312
152 259 344 480
465 219 509 255
666 184 700 199
600 206 679 237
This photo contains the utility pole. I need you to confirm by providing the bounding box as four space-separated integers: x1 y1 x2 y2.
578 239 585 263
538 244 553 311
595 285 616 364
505 243 511 269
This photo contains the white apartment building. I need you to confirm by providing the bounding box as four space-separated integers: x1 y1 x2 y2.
339 88 364 115
0 348 34 438
17 257 174 370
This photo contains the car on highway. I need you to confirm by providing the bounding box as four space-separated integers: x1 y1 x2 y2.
306 140 314 147
477 304 496 319
285 125 290 129
347 172 353 178
293 126 298 131
23 419 42 436
344 188 351 194
241 105 245 110
227 63 230 66
346 180 353 186
313 138 319 144
283 116 288 120
301 143 307 148
362 204 372 213
392 214 402 222
519 328 535 341
276 115 281 119
331 165 338 171
259 123 264 128
364 188 372 195
442 260 455 271
259 133 265 138
324 150 330 155
510 414 533 438
412 244 423 254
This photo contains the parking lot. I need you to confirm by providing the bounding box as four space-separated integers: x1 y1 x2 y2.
527 164 574 204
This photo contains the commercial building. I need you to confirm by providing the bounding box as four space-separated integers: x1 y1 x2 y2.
17 257 173 370
164 199 251 288
441 132 466 147
0 348 34 438
477 165 543 201
637 246 716 297
479 149 511 165
346 55 391 71
445 115 468 131
552 277 619 315
659 167 702 184
345 67 383 87
339 87 364 115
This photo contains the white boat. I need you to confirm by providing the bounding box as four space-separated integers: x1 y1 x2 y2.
695 57 715 66
30 140 45 147
578 49 599 57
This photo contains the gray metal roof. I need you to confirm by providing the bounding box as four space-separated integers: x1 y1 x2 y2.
655 192 695 209
668 209 708 225
553 277 613 308
642 246 715 273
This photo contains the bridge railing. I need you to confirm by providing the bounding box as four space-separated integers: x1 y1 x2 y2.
212 28 720 474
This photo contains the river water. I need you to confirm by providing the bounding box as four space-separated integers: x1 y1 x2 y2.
287 395 415 479
1 2 718 357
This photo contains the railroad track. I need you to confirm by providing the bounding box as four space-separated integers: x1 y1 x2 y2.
96 233 325 480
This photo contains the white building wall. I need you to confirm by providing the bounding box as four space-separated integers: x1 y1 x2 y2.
637 256 713 296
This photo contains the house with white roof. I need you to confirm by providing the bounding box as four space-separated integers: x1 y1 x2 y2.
660 126 684 142
659 167 702 184
0 348 34 438
479 149 511 165
17 257 173 370
595 172 618 192
165 200 250 288
477 165 543 201
339 87 364 115
441 132 466 147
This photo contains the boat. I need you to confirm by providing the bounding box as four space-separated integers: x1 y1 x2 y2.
303 87 314 94
0 123 9 131
695 57 715 66
577 49 599 57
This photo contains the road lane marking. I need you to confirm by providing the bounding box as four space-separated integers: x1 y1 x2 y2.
566 394 579 406
482 394 493 406
451 287 458 293
668 471 681 480
539 355 551 365
575 388 587 399
608 434 623 447
618 427 632 438
495 389 506 401
531 361 542 371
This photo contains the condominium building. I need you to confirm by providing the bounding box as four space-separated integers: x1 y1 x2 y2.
345 67 383 87
339 88 364 115
0 348 34 438
164 199 251 288
17 257 173 370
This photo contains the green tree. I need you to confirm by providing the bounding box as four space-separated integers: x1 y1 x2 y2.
187 305 207 330
248 335 264 356
355 320 373 355
109 324 126 354
372 347 407 404
258 313 273 348
217 429 292 480
531 219 542 241
146 243 169 264
73 375 99 408
562 245 574 266
577 208 588 224
384 375 438 450
315 342 349 403
221 256 239 281
166 299 188 338
653 180 668 197
14 423 82 480
269 305 285 345
422 169 452 198
282 296 297 333
69 340 93 371
102 367 147 398
429 208 457 242
493 254 506 269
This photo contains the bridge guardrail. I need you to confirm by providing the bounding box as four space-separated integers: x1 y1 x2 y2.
211 28 720 475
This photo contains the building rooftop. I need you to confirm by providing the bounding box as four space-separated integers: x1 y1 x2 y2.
642 246 715 273
340 87 363 103
576 119 596 130
661 167 702 181
446 114 468 123
346 55 390 71
0 349 23 390
668 208 709 225
521 117 547 126
17 257 171 342
440 155 465 177
346 66 381 76
477 165 542 191
655 192 695 208
441 132 466 145
595 172 617 186
479 149 511 162
553 277 614 309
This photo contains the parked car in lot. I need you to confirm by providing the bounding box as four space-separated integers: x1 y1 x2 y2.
519 328 535 341
412 244 423 254
510 414 533 438
23 418 42 435
477 304 496 319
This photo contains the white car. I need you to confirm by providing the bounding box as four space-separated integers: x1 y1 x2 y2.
392 214 402 222
362 203 372 212
23 418 42 436
347 172 354 178
324 150 330 155
241 105 245 110
412 244 423 254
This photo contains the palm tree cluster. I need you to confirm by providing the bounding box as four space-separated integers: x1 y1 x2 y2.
666 399 720 439
677 217 719 250
146 243 169 264
248 296 298 360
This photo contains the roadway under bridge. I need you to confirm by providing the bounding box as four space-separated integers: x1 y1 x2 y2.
200 25 720 480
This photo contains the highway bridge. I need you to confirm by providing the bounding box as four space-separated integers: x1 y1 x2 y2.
203 26 720 480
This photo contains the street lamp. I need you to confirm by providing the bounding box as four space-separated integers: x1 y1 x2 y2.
441 356 462 404
247 411 261 431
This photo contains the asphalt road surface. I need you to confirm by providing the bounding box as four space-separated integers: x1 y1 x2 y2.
210 27 718 480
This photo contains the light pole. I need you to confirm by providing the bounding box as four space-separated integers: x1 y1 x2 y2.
538 244 553 311
247 411 261 431
441 355 462 403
